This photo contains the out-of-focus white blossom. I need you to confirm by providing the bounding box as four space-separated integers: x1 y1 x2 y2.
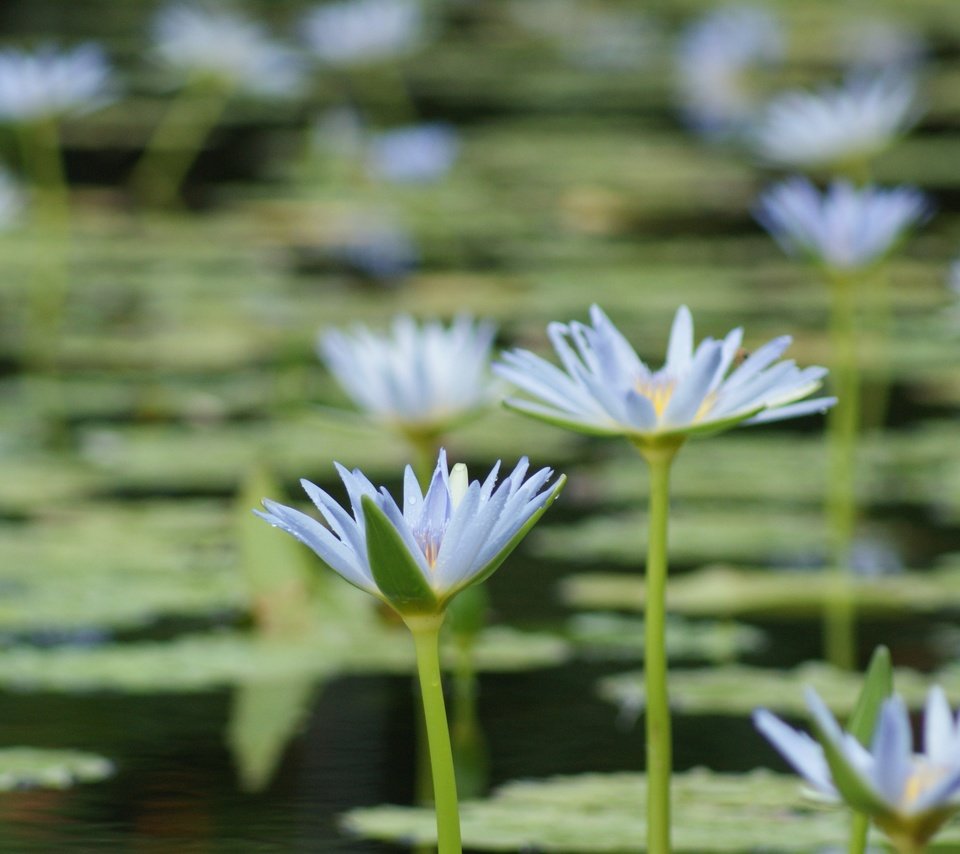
756 178 928 272
676 5 782 139
302 0 423 66
0 44 113 123
752 75 918 172
153 3 305 97
368 123 459 183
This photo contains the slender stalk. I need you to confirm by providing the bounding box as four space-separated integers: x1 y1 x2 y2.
848 812 869 854
130 75 232 209
825 271 860 670
637 439 682 854
859 265 893 433
19 118 71 364
406 613 463 854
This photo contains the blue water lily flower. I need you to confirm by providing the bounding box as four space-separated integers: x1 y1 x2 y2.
755 687 960 852
0 44 114 123
676 5 783 140
756 178 928 272
319 315 497 438
495 305 834 446
368 123 460 184
302 0 423 67
752 75 918 172
256 451 565 616
153 3 305 97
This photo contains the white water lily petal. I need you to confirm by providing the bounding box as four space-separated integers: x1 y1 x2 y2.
752 709 835 796
757 178 928 271
869 698 912 805
495 305 831 443
752 74 918 170
757 685 960 848
0 43 114 123
153 3 304 96
257 451 563 616
319 315 497 433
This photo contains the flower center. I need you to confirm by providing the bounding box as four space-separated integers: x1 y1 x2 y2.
901 760 949 809
635 376 675 418
415 522 447 569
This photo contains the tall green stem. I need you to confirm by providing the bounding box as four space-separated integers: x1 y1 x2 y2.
859 265 892 433
19 118 71 370
848 812 869 854
406 613 463 854
825 271 860 670
130 75 232 209
637 439 681 854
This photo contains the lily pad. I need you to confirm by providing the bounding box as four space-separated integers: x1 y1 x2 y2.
566 614 765 663
536 509 827 568
0 622 569 694
0 748 113 791
344 767 960 851
561 565 960 620
597 662 938 719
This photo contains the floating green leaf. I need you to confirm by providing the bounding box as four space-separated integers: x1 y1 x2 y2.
598 663 937 719
562 565 960 620
0 749 113 791
343 768 960 851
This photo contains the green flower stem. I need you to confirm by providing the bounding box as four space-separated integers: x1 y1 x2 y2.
637 439 682 854
131 75 232 209
848 812 869 854
17 118 70 420
859 265 893 433
406 613 463 854
825 271 860 670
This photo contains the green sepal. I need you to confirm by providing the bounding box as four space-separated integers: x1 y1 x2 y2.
808 705 890 817
445 475 567 602
847 645 893 747
502 400 625 437
361 495 439 616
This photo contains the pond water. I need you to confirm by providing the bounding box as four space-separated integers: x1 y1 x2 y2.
4 0 960 851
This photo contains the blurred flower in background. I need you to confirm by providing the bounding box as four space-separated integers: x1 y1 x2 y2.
319 315 497 439
751 75 918 174
302 0 424 67
756 179 928 271
323 214 420 282
675 5 782 140
367 123 459 183
0 44 114 123
152 3 305 97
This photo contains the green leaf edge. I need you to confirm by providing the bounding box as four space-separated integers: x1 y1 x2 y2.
361 495 439 616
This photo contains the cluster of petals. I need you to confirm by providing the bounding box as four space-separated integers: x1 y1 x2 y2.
152 3 304 97
755 687 960 845
756 178 928 272
302 0 423 67
367 123 460 184
495 305 833 442
675 5 782 139
319 315 496 433
752 74 918 170
256 451 563 612
0 44 113 123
